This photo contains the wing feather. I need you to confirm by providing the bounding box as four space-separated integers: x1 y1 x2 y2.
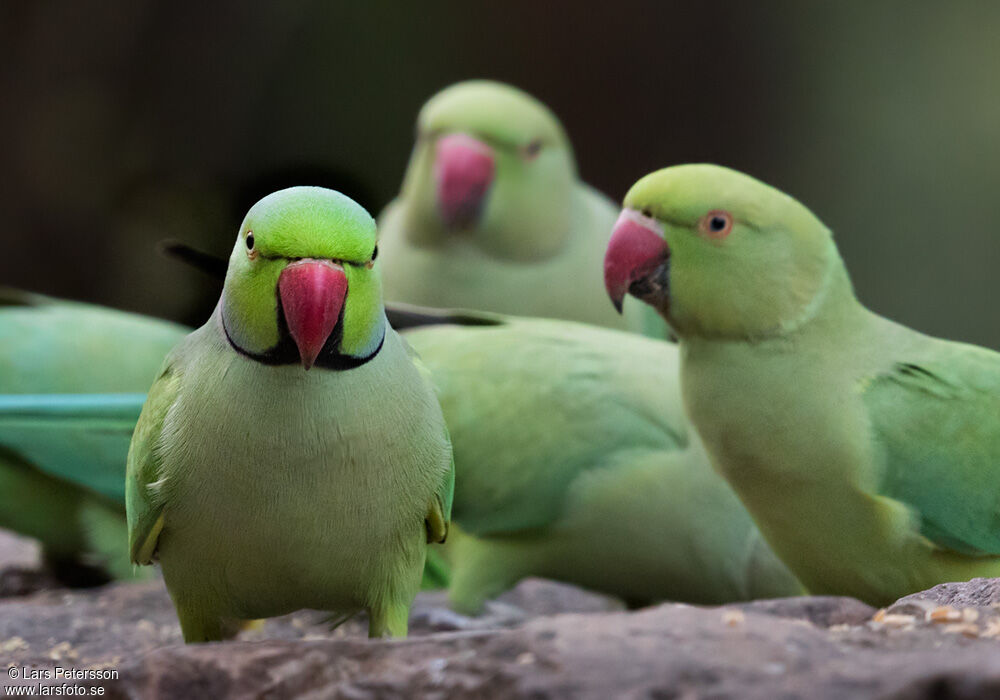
863 343 1000 556
405 318 686 537
126 364 181 564
0 393 147 503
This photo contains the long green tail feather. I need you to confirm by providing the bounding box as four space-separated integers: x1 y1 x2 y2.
0 393 147 503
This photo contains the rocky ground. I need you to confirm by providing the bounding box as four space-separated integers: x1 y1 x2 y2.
3 531 1000 698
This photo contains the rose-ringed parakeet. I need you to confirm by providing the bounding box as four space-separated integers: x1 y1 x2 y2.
0 290 186 582
604 164 1000 607
378 80 668 338
401 313 802 613
126 187 454 642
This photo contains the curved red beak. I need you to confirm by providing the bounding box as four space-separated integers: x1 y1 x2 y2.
604 209 669 313
278 259 348 370
435 132 495 228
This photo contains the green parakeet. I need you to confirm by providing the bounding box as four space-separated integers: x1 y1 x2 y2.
402 314 802 613
126 187 454 642
378 80 668 338
604 163 1000 607
0 290 186 582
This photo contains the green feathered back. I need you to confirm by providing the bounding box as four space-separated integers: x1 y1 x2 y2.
0 290 187 500
405 317 688 535
0 394 146 504
0 290 187 394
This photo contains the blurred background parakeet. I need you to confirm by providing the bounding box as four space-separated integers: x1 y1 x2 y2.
402 313 802 612
378 80 667 338
605 164 1000 607
0 290 185 583
126 187 454 641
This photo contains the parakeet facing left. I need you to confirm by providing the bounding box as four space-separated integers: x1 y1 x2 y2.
126 187 454 642
378 80 668 338
0 291 186 582
605 164 1000 607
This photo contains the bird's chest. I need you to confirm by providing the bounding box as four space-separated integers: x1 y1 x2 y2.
159 355 432 602
679 340 920 597
172 360 374 489
680 341 878 545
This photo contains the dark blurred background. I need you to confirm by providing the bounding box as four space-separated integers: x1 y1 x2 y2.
1 2 998 346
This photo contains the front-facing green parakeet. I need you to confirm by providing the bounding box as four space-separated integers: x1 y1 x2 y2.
402 314 802 613
378 80 667 338
0 290 186 582
126 187 454 642
604 164 1000 606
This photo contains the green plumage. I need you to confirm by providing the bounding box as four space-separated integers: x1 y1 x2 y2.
126 188 454 641
0 290 801 612
0 290 186 394
0 393 146 504
864 347 1000 556
378 80 667 338
0 291 186 580
616 164 1000 606
404 315 802 612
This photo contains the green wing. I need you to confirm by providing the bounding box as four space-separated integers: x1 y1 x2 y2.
435 424 456 523
404 317 687 537
0 288 185 510
863 342 1000 556
126 363 181 565
0 393 146 504
399 331 455 544
0 291 186 395
425 432 455 544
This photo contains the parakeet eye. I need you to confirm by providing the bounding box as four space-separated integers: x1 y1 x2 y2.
245 231 258 260
365 245 378 269
699 211 733 239
522 140 542 159
371 245 378 261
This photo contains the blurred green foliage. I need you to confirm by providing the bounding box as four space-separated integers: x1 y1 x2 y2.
0 1 997 346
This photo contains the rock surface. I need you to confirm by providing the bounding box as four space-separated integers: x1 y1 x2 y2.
0 573 621 682
3 530 1000 699
897 577 1000 609
78 597 1000 699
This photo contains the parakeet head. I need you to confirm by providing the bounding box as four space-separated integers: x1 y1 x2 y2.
221 187 384 370
398 80 576 261
604 164 842 340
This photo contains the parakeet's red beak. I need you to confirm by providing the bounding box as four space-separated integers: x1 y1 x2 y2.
278 259 348 370
604 209 669 313
435 132 495 229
